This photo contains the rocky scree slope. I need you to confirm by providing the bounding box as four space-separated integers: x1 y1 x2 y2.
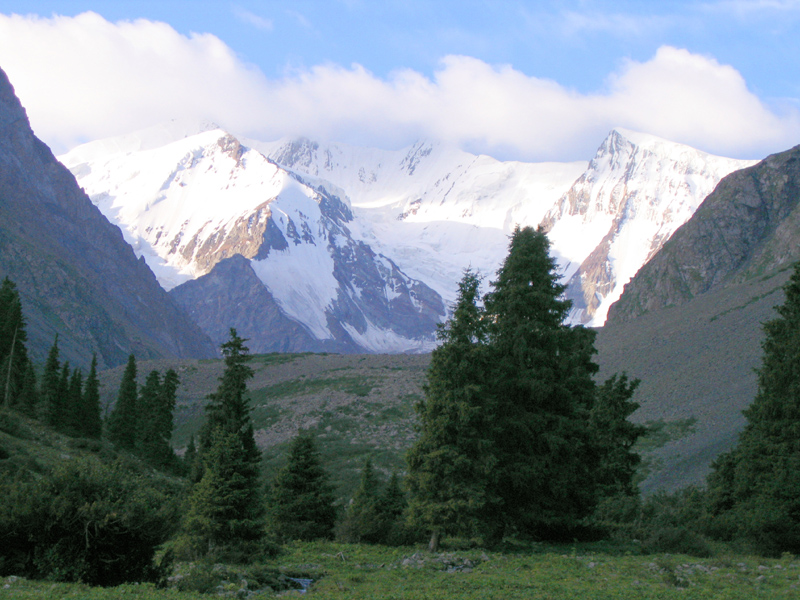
0 67 215 368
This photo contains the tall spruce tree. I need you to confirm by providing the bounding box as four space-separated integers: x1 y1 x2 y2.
482 225 600 540
80 355 102 439
337 457 385 544
590 374 646 499
65 367 84 436
107 355 138 450
41 338 62 427
707 262 800 555
268 431 336 541
182 329 264 554
1 278 31 409
406 269 496 550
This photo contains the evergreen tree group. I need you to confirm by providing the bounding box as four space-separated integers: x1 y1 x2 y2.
337 458 408 545
0 277 37 416
406 226 643 549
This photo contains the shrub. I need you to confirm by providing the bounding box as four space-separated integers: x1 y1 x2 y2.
0 457 180 586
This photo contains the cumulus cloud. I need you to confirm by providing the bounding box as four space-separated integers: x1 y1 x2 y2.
0 11 797 160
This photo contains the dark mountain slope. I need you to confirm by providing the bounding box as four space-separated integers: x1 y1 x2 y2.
608 144 800 323
0 66 215 368
596 266 789 492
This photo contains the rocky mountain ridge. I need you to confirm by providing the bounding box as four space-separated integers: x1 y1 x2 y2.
608 143 800 323
60 124 444 354
0 67 215 368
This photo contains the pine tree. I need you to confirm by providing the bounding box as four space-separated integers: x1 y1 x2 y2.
183 429 265 554
707 262 800 555
65 367 84 436
268 431 336 541
107 355 138 450
0 278 30 410
590 374 646 498
80 355 102 439
182 329 264 554
378 471 408 544
337 457 385 544
137 370 163 463
41 338 62 427
406 269 496 550
55 362 71 434
482 225 600 540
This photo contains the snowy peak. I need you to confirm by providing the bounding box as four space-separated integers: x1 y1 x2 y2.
60 127 445 354
541 128 756 325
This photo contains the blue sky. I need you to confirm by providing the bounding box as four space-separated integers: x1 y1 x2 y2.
0 1 798 161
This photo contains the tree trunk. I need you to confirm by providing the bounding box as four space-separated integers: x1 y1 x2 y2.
428 529 441 553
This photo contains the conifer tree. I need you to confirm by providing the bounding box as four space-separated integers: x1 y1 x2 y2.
80 355 102 439
107 355 138 450
482 225 600 539
0 278 30 409
17 360 39 419
268 431 336 541
337 457 385 544
65 367 84 436
590 374 646 498
55 362 71 433
406 269 496 550
182 329 264 554
707 262 800 555
378 471 408 544
41 338 62 427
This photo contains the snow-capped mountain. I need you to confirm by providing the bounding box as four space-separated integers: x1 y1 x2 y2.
59 123 755 355
256 130 754 326
59 124 445 354
248 137 587 302
542 128 756 325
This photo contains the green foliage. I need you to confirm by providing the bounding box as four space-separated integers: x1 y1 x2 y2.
181 429 265 558
0 457 179 586
106 354 138 450
268 431 336 541
79 355 102 439
336 457 406 545
590 374 646 498
0 277 32 412
407 228 645 547
136 369 180 471
406 269 495 548
706 261 800 555
40 338 62 428
182 329 264 559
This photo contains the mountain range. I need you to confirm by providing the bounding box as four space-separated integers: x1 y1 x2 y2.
59 121 753 353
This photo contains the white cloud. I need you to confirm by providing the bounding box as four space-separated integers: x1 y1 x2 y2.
0 11 797 161
233 7 274 31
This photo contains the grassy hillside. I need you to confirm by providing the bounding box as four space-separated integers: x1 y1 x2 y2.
98 342 719 501
98 352 430 500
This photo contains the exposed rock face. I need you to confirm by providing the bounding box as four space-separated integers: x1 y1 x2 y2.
61 126 445 353
0 66 216 367
540 129 754 325
170 255 345 353
608 144 800 323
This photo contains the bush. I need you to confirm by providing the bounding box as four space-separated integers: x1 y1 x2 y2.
0 457 180 586
642 526 713 557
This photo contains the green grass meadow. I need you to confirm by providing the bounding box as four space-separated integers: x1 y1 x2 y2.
4 541 800 599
